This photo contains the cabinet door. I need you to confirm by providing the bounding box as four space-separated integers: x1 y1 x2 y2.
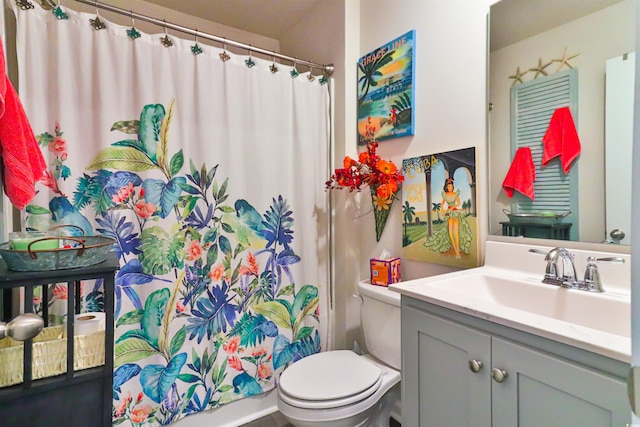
402 306 492 427
491 337 630 427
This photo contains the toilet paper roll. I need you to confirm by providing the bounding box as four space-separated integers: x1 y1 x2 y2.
66 312 106 336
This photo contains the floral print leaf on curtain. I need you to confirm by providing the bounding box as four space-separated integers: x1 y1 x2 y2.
25 100 322 427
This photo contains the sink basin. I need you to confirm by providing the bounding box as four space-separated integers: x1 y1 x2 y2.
391 265 631 361
426 271 630 338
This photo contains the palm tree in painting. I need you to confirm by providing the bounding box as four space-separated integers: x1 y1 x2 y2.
358 50 395 105
432 202 442 223
402 201 416 242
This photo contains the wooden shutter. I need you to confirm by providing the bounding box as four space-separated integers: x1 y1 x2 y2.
510 69 579 240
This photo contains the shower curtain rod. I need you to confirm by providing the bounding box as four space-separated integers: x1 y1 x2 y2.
39 0 335 75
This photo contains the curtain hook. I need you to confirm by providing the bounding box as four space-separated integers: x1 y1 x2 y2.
290 60 299 78
89 1 106 30
16 0 35 11
126 10 141 39
219 37 231 62
307 64 316 82
245 45 256 68
269 53 279 74
319 71 328 85
190 28 203 55
52 0 68 20
160 19 173 47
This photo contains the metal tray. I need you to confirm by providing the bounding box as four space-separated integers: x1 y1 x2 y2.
502 209 570 225
0 235 115 272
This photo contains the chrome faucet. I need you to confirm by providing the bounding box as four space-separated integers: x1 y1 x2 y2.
529 247 625 292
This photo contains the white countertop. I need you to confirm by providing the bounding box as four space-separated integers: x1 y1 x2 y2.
389 242 631 363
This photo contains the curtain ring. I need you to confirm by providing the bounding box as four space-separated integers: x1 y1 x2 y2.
290 61 299 78
245 45 256 68
89 1 106 30
191 28 203 55
269 53 279 74
160 19 173 47
219 37 231 62
52 0 68 20
126 10 141 39
307 64 316 82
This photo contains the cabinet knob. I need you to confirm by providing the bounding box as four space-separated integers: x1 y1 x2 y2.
491 368 509 383
468 359 483 373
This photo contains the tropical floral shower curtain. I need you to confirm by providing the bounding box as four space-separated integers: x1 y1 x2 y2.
11 3 330 426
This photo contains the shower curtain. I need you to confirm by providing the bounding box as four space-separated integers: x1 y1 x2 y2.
11 3 330 426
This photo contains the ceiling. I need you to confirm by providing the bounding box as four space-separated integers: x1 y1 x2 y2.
142 0 624 51
143 0 322 40
490 0 625 52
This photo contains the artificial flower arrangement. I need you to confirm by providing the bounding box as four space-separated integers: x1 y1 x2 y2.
325 141 404 241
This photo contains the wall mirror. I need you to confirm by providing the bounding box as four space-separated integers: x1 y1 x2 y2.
488 0 635 248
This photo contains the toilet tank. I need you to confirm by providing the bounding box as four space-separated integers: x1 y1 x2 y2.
358 280 401 370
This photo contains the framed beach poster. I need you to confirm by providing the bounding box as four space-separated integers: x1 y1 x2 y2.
401 147 480 268
357 30 415 145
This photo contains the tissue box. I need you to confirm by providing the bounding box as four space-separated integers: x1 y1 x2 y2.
370 257 401 286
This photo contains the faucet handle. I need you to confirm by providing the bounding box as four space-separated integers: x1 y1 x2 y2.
582 256 625 292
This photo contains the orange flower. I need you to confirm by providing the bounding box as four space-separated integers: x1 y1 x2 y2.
257 363 272 379
376 159 397 175
343 156 356 168
186 240 203 261
208 263 225 281
373 195 393 211
358 151 370 164
251 347 267 358
376 184 393 200
223 336 241 354
134 201 156 219
130 405 153 424
48 137 68 158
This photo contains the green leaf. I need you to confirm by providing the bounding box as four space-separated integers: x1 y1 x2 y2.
216 178 229 200
116 309 144 327
115 337 160 367
112 139 146 152
218 205 235 213
157 99 174 173
142 288 171 349
221 223 234 234
169 326 187 358
139 104 165 160
25 205 51 215
177 373 200 383
139 226 173 275
111 120 140 134
170 150 184 177
218 235 232 256
277 284 295 297
203 228 218 245
206 243 219 266
295 326 314 341
292 285 319 323
218 384 233 393
253 301 292 330
86 146 157 172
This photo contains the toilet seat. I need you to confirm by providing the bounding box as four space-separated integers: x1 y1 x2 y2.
278 350 383 409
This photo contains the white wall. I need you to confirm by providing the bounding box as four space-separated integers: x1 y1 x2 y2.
489 0 635 243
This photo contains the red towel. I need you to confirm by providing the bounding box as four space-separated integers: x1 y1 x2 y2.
541 107 581 174
502 147 535 200
0 36 46 210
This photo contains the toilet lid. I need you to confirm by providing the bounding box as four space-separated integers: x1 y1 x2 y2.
279 350 382 401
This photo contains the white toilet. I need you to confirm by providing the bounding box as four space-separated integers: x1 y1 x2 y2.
277 280 401 427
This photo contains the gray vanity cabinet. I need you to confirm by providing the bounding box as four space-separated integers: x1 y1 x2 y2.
402 297 630 427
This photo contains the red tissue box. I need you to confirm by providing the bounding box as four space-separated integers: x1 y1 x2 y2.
370 257 401 286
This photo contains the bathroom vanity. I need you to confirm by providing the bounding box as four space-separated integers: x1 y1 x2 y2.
391 242 631 427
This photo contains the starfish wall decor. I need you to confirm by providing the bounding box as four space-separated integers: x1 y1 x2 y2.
553 47 580 71
508 66 528 85
508 47 580 85
529 57 552 79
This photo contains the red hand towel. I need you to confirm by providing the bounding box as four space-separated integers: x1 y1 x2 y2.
0 36 46 210
541 106 581 174
502 147 535 200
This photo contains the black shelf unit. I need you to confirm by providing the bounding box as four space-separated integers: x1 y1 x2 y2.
0 253 119 427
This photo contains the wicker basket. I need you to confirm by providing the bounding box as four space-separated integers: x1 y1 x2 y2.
0 325 105 388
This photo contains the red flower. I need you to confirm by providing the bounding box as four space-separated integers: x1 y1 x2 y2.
325 141 404 201
257 363 272 379
238 252 259 276
134 201 156 218
130 405 152 423
228 355 243 371
48 137 68 158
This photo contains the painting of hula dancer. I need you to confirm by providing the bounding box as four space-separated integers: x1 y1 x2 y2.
357 30 415 144
401 147 480 268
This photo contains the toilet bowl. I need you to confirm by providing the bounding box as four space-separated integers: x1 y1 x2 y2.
277 281 401 427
